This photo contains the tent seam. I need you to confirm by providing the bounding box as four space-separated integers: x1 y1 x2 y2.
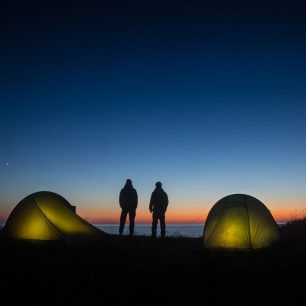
32 196 66 240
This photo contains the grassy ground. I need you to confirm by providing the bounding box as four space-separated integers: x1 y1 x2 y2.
1 221 306 305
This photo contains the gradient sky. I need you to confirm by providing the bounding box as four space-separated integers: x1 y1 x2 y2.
1 0 306 224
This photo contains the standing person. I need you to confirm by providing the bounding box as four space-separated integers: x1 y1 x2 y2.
119 179 138 236
149 181 169 238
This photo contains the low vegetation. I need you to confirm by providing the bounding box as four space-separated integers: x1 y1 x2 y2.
280 216 306 245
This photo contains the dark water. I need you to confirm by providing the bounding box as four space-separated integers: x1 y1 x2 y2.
95 224 205 237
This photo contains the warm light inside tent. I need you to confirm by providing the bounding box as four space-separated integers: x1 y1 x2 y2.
37 202 95 235
203 194 280 249
3 191 101 241
219 218 250 249
19 216 59 240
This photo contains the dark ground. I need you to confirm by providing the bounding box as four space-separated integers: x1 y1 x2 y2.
1 228 306 306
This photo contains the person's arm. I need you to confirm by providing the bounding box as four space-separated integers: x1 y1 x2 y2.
119 190 123 208
149 193 154 212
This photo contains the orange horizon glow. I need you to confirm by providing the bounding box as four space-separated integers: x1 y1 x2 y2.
71 197 306 224
1 202 305 225
76 207 304 224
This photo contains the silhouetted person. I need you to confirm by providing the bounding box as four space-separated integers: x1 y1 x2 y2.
119 179 138 236
149 181 169 238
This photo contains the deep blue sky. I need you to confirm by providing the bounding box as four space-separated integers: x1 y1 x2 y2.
1 0 306 222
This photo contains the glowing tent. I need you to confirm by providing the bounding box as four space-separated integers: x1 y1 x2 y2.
3 191 103 241
203 194 280 249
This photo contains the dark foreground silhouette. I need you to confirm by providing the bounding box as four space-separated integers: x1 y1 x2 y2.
0 223 306 305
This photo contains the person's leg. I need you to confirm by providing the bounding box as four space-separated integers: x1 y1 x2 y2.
160 213 166 238
119 210 128 235
151 212 158 238
128 210 136 236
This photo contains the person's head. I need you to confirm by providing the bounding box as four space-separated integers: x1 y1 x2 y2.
125 179 133 187
155 181 162 188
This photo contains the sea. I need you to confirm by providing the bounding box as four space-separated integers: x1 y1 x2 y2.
0 222 288 238
95 224 205 237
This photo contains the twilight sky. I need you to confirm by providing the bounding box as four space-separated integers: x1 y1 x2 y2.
1 0 306 223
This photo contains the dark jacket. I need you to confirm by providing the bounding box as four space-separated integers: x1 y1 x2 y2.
119 186 138 211
149 187 168 215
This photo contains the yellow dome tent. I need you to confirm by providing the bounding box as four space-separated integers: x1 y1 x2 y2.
203 194 280 249
3 191 103 241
